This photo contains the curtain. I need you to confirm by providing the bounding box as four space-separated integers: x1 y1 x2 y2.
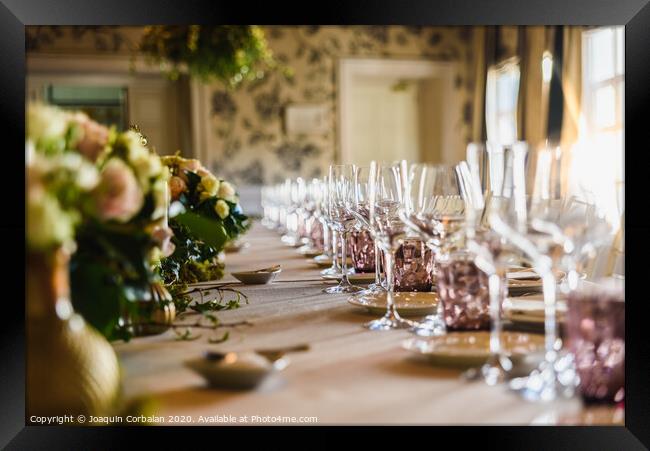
470 26 489 143
559 27 583 197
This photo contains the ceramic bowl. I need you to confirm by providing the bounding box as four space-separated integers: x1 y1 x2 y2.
231 268 281 284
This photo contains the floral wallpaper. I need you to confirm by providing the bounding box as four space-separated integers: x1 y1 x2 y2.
203 26 479 185
26 25 481 186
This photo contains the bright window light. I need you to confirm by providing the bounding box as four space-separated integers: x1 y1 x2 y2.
568 26 624 230
486 58 520 147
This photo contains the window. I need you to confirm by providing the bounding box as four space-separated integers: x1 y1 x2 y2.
582 27 624 134
568 26 624 228
485 58 520 147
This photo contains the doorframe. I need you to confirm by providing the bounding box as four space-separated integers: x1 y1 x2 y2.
337 57 461 165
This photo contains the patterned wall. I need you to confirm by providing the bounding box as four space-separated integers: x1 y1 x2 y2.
27 26 480 185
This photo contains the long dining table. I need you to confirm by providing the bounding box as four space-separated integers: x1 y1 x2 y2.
113 222 622 425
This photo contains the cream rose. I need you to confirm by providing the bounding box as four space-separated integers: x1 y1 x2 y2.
214 199 230 219
27 191 76 250
27 103 70 145
94 158 144 223
217 181 237 202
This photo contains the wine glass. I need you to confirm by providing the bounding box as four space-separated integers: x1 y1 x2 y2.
350 165 385 295
280 178 300 246
324 165 364 294
489 144 582 401
399 163 466 336
364 160 416 330
461 142 529 385
297 178 324 256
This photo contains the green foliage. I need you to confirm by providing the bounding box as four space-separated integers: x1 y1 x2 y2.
139 26 288 87
70 221 156 341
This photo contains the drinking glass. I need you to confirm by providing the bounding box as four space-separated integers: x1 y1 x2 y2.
393 239 434 292
349 229 375 273
364 160 416 329
324 165 364 294
399 163 466 336
566 279 624 404
437 249 491 330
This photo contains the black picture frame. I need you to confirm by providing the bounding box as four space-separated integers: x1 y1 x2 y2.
3 0 649 448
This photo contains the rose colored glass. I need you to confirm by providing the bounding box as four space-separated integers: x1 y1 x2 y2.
297 211 309 241
566 283 625 404
393 239 434 292
437 252 490 330
349 229 375 273
310 218 325 252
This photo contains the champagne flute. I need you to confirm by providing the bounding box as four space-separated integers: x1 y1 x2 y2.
324 165 364 294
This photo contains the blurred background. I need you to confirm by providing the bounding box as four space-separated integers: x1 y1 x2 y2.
26 25 623 229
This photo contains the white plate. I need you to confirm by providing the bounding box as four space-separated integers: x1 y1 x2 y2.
503 296 567 325
322 272 377 283
348 291 438 316
402 331 544 368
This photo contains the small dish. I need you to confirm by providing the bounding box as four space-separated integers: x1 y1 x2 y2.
402 331 544 368
185 351 276 389
231 266 281 284
348 291 438 316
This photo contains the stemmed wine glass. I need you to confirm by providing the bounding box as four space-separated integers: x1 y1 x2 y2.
460 142 529 384
488 144 582 400
324 165 364 294
280 178 301 246
350 165 385 295
399 163 466 336
297 178 324 256
364 160 416 329
320 175 346 277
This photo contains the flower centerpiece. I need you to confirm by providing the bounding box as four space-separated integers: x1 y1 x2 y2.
26 112 122 418
27 103 176 341
158 154 250 296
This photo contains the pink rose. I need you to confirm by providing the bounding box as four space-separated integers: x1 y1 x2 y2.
94 158 144 223
168 176 187 200
73 114 109 162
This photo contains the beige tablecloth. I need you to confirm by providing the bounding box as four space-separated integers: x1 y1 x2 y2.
113 223 621 425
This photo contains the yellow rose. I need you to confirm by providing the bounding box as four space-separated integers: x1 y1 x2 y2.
201 175 220 195
214 199 230 219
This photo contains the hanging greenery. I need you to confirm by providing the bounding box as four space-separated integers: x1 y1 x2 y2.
139 25 289 87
